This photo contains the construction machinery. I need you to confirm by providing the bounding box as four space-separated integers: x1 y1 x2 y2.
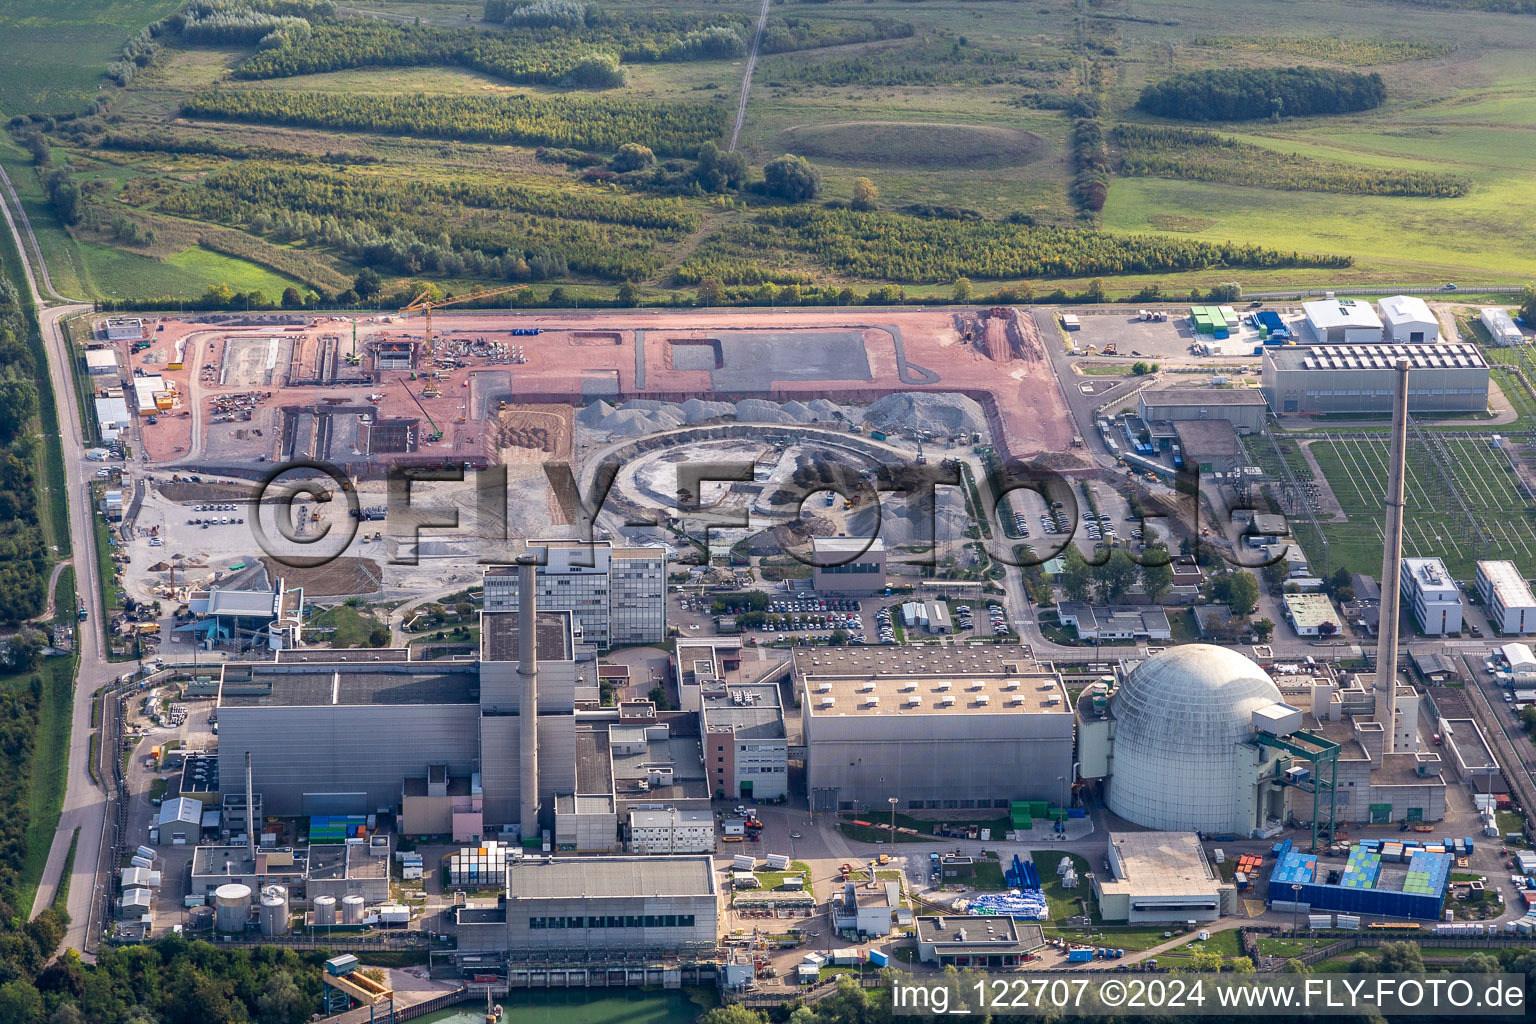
395 377 444 442
345 318 361 365
1101 342 1119 356
399 283 523 357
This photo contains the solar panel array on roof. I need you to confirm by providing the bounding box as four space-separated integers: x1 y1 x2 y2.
1289 343 1486 371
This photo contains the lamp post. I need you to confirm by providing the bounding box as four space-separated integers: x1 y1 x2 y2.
1291 883 1302 935
889 796 899 839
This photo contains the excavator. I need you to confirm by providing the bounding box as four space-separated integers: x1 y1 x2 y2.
399 283 524 357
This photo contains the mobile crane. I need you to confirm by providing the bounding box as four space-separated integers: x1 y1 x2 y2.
395 377 444 442
399 283 523 357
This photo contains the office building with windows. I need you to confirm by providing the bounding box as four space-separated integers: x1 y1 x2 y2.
810 537 886 595
484 541 666 649
1401 557 1463 635
700 683 787 801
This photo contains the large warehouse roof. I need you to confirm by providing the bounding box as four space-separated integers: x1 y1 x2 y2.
795 646 1068 717
218 664 480 707
508 856 716 899
1267 343 1486 372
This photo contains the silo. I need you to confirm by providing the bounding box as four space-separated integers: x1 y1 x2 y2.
341 894 366 925
214 883 253 932
313 895 337 926
259 886 290 936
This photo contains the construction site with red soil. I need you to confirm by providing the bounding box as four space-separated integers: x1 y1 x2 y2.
104 306 1077 472
90 307 1084 610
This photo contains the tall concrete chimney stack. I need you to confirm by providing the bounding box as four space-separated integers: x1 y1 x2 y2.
245 752 257 863
516 553 540 840
1373 359 1410 754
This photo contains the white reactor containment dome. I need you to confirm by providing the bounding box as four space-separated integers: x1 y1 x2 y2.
1105 644 1283 833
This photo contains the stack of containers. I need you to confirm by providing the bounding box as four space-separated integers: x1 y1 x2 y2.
310 815 368 844
448 841 509 887
1271 850 1318 886
1401 850 1451 897
1339 845 1382 889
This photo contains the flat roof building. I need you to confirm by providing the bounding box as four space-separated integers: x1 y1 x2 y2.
796 646 1074 812
1477 560 1536 636
810 537 886 595
454 856 719 954
94 395 131 442
1302 298 1383 344
1401 557 1462 635
1173 419 1245 476
700 683 787 801
1263 343 1489 416
1378 296 1439 344
86 348 119 375
914 916 1044 968
1094 832 1226 924
218 609 586 833
1056 604 1171 642
628 808 716 854
484 541 666 649
1283 593 1344 637
674 637 744 712
101 316 145 341
1137 387 1269 434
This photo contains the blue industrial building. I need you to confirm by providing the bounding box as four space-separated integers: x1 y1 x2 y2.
1268 840 1452 920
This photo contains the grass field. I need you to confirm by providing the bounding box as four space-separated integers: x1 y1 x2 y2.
310 602 387 647
0 0 183 115
1301 433 1536 579
5 0 1536 299
11 580 78 915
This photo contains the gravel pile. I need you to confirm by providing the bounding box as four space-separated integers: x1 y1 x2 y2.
864 393 988 436
577 397 856 439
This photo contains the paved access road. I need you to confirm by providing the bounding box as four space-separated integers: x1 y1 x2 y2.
0 183 117 955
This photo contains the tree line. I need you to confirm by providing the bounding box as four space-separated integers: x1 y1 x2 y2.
1137 66 1387 121
155 161 687 281
0 269 48 627
183 88 727 157
682 206 1351 285
1111 124 1471 197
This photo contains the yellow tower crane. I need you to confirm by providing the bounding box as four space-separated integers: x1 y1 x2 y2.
399 284 523 357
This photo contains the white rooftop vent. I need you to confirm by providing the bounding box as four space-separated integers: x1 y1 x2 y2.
905 696 922 707
1002 681 1020 691
1008 696 1026 707
819 697 835 709
899 682 917 693
858 681 875 693
975 695 991 706
938 695 956 707
968 680 985 691
935 681 951 691
862 696 880 708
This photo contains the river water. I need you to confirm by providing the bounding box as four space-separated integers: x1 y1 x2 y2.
415 988 710 1024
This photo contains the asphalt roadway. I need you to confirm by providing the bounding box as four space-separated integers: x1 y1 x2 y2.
0 183 115 955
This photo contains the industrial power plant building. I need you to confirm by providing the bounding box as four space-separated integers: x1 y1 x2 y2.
216 604 589 839
699 683 787 801
1094 831 1227 924
484 541 667 649
1262 343 1488 416
809 537 887 595
1136 386 1270 434
454 856 719 954
796 646 1074 813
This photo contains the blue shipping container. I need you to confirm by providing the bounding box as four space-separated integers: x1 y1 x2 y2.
868 950 889 967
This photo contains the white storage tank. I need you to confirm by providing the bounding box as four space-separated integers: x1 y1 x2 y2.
214 883 252 932
259 886 290 937
313 895 337 926
341 894 366 925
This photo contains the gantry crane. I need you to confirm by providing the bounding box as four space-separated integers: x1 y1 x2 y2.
399 283 523 357
395 377 444 443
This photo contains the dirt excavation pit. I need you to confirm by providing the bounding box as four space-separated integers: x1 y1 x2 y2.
570 331 623 345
